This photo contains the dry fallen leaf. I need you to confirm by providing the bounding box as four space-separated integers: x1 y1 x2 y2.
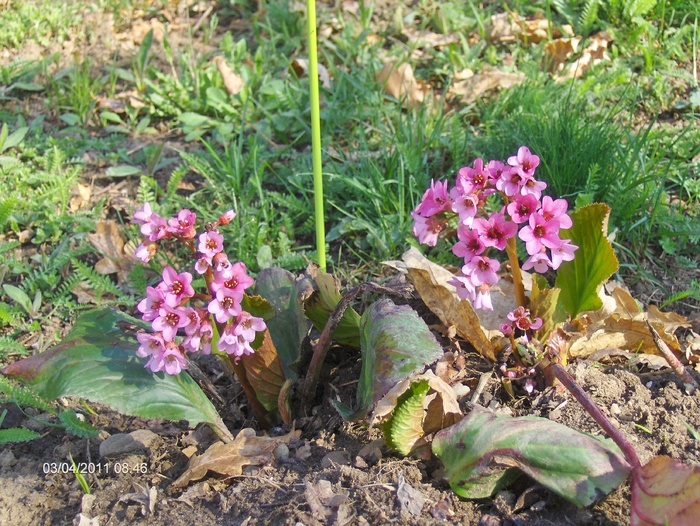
448 68 525 105
290 58 332 90
304 479 350 525
213 56 244 96
487 12 573 44
397 471 426 516
86 220 138 282
543 37 582 73
377 61 431 109
557 31 612 80
385 247 504 361
69 183 92 212
172 427 300 487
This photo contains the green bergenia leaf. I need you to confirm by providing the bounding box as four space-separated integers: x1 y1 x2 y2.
383 380 430 456
303 268 361 348
2 308 231 439
254 267 310 380
334 299 443 421
555 203 619 317
433 406 631 506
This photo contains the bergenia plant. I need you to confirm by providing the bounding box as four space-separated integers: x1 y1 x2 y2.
411 146 579 393
412 146 577 312
131 203 270 422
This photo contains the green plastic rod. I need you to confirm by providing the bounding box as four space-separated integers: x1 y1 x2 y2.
306 0 326 271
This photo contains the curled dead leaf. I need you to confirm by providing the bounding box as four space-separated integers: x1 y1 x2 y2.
543 37 582 73
213 56 244 96
448 68 525 105
377 61 431 109
556 32 612 80
86 220 138 282
290 58 332 90
172 427 300 488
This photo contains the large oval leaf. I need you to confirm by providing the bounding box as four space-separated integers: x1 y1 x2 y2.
2 308 230 439
432 406 631 506
555 203 619 317
334 299 443 421
254 267 311 380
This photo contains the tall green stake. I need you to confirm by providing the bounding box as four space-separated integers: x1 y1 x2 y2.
306 0 326 271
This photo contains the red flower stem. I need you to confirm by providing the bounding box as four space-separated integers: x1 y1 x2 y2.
505 236 527 308
546 362 641 470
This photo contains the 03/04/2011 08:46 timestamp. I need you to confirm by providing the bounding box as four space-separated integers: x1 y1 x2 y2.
43 462 149 475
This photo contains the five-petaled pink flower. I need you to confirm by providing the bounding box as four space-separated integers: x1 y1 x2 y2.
415 179 451 216
167 209 197 239
208 287 243 323
472 212 517 251
507 146 540 178
160 266 194 306
199 230 224 260
519 212 563 255
452 226 485 262
463 256 500 286
411 211 445 247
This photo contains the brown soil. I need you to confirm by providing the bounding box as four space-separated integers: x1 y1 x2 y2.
2 346 699 526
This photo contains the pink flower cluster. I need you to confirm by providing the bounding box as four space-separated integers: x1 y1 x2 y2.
132 204 266 375
412 147 578 310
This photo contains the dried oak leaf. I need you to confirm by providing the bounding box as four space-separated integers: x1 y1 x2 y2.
631 456 700 526
290 58 332 90
448 67 525 105
86 220 138 281
213 56 244 96
377 61 431 109
172 427 300 488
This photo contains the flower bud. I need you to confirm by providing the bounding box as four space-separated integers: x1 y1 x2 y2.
218 210 236 225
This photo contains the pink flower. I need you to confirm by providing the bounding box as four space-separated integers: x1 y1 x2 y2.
135 241 157 263
500 322 513 336
182 310 213 354
194 257 210 275
137 286 166 321
507 306 543 331
519 212 563 255
495 168 525 197
415 179 451 216
457 158 489 193
473 284 493 310
141 213 168 242
550 240 578 270
507 146 540 178
198 231 224 259
233 312 267 342
212 252 233 276
218 322 255 358
520 177 547 199
450 188 479 227
472 212 517 251
452 227 485 262
208 287 243 323
152 304 190 341
133 203 153 224
521 251 552 273
411 211 445 246
146 341 188 375
449 275 476 302
506 193 539 224
167 209 197 239
463 255 500 286
218 210 236 225
210 262 254 294
485 160 508 184
136 332 166 358
539 196 572 229
160 266 194 306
